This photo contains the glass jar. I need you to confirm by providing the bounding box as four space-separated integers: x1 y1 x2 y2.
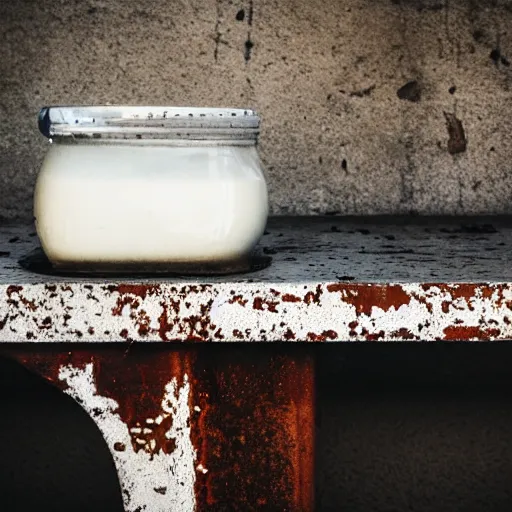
34 106 268 273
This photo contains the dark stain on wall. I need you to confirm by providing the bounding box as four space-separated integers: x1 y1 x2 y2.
244 0 255 62
244 38 254 62
397 80 422 102
444 111 467 155
490 48 510 67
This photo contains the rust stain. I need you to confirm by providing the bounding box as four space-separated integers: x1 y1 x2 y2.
229 295 248 306
167 299 216 341
422 283 505 312
113 442 126 452
107 285 216 341
232 329 244 339
253 297 279 313
6 285 23 297
168 298 181 315
0 314 7 330
112 295 140 316
41 319 57 332
348 320 358 337
327 283 411 316
361 328 386 341
6 284 38 311
4 347 314 510
422 300 433 313
95 350 192 456
112 294 152 338
283 328 296 340
282 294 302 303
443 325 502 340
136 310 151 336
106 284 161 299
190 349 314 510
158 305 173 341
306 330 338 341
7 349 193 456
304 285 323 305
391 328 417 340
109 285 164 337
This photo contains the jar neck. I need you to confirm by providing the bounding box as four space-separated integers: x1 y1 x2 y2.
50 137 258 147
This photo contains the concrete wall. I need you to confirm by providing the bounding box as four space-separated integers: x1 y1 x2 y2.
1 0 512 220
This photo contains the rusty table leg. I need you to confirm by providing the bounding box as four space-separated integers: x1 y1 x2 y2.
3 345 315 512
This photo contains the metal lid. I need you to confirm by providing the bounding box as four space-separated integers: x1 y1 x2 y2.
38 106 260 141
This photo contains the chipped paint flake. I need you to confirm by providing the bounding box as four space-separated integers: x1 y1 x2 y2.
196 464 208 474
59 363 196 512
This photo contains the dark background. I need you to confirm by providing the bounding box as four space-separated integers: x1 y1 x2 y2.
2 343 512 511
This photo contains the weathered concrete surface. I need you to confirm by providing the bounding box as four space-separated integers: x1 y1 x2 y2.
1 0 512 220
3 216 512 342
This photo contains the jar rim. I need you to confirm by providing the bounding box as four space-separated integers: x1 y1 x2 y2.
39 105 260 141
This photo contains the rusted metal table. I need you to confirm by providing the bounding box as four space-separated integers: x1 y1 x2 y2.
1 216 511 511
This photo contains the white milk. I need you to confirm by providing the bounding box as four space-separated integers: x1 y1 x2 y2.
34 143 268 266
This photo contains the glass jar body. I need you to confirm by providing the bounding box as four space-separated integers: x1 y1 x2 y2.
34 140 268 270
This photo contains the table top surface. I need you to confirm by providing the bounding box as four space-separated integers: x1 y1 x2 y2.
1 216 512 342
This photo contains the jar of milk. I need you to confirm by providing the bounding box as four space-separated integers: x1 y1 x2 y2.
34 106 268 273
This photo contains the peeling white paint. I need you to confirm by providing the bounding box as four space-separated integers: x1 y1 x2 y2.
59 363 196 512
2 280 512 341
196 464 208 474
3 221 512 342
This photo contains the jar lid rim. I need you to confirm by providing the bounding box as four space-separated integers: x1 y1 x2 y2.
39 106 260 141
